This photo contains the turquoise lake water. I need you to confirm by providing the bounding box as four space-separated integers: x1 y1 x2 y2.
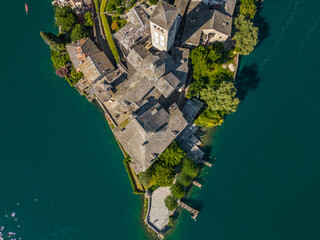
1 0 319 240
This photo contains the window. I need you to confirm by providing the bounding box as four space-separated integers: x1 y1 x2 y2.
160 34 165 47
154 32 159 44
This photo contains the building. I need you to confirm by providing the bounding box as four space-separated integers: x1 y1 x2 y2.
113 5 151 52
66 38 115 84
150 0 187 52
182 1 233 47
102 44 191 174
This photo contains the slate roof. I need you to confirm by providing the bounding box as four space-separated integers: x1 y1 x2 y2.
182 1 232 46
155 72 180 98
127 5 149 27
79 52 114 83
150 0 179 31
66 38 100 70
224 0 237 16
114 103 188 174
212 10 232 36
113 23 150 51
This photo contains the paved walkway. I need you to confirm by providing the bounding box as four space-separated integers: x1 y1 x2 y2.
147 187 171 232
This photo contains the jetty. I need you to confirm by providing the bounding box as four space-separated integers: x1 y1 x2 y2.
178 201 199 221
192 180 202 188
200 159 213 168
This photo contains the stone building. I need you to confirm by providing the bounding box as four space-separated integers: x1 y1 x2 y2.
113 5 151 52
182 0 233 47
66 38 115 84
101 44 193 174
150 0 189 52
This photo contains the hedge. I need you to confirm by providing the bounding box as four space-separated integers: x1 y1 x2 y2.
123 160 144 195
100 0 120 63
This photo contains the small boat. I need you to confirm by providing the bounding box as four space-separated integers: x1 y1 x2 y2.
25 3 28 14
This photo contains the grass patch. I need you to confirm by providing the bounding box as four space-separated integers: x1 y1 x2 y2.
100 0 120 63
123 159 145 194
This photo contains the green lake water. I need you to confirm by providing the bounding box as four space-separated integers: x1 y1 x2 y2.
1 0 319 240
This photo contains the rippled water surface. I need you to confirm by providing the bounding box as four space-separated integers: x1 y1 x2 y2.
1 1 320 240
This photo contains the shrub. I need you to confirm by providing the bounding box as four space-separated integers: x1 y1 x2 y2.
170 184 186 199
138 169 154 188
159 141 186 167
55 6 78 32
164 195 177 211
177 173 192 187
70 24 90 42
181 158 199 179
153 162 175 187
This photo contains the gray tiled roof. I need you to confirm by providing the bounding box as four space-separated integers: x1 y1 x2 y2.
66 37 100 70
150 0 179 31
212 10 232 36
114 103 188 174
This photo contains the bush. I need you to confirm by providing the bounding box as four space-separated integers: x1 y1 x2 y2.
164 195 177 211
70 24 90 42
149 0 159 5
153 162 175 187
195 109 224 128
234 14 258 55
177 173 192 187
51 50 71 69
55 6 78 32
84 11 94 27
181 158 199 179
138 169 154 188
116 7 125 15
170 184 186 199
158 141 186 167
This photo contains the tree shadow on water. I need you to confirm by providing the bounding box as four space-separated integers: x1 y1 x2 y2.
255 3 270 48
235 63 261 101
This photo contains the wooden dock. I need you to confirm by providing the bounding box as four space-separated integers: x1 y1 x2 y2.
192 180 202 188
178 201 199 221
200 159 213 168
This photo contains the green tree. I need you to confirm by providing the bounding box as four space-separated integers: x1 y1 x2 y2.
177 173 192 187
159 141 186 167
239 0 257 19
51 50 71 69
70 24 90 42
138 169 154 188
149 0 159 5
194 109 224 128
40 31 64 51
200 81 240 114
164 195 177 211
153 162 175 187
55 6 78 32
181 158 199 179
70 67 84 81
84 11 94 27
170 184 186 199
234 14 258 55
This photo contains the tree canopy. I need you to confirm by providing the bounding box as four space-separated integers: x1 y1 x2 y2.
138 169 154 188
164 195 177 211
181 158 199 179
51 50 71 69
170 184 186 199
55 6 78 32
40 31 64 51
177 173 192 187
195 109 224 128
84 11 94 27
239 0 258 19
234 14 258 55
159 141 186 167
153 162 175 187
70 24 90 42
